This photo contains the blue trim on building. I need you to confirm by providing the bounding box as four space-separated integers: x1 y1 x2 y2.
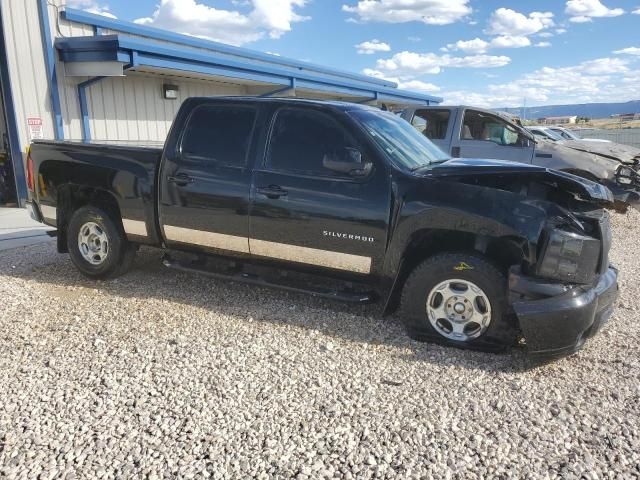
0 4 27 205
137 54 290 87
58 35 412 96
37 0 64 140
55 35 442 105
61 8 398 90
77 77 105 142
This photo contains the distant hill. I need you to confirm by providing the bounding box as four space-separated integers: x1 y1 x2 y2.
500 100 640 120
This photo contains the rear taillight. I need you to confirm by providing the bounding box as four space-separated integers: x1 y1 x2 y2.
26 147 35 192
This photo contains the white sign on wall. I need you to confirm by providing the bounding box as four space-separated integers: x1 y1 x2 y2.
27 117 43 140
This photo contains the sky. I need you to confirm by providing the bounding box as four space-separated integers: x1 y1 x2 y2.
66 0 640 108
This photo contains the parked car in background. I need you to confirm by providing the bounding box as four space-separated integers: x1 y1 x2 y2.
547 126 611 143
401 106 640 211
527 125 570 142
27 97 618 360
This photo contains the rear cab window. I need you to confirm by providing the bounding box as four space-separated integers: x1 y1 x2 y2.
180 104 257 167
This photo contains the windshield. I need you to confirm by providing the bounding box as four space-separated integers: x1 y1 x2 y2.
531 128 563 141
348 109 450 170
542 128 564 141
551 127 579 140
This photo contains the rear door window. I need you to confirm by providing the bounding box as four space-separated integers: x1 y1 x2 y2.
180 105 257 167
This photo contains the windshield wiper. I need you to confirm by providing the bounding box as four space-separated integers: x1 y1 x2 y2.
430 158 450 165
411 158 450 171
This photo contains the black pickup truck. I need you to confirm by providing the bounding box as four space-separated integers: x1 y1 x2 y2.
27 97 619 360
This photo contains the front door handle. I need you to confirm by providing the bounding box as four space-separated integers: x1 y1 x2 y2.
167 174 195 186
256 185 288 199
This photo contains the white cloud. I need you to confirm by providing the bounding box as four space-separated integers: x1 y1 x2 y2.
634 8 640 14
446 35 532 54
565 0 624 23
535 41 552 47
372 51 511 77
399 79 441 92
445 9 556 55
363 70 440 92
556 28 568 34
447 38 490 54
342 0 472 25
486 8 554 36
355 39 391 54
490 35 531 49
133 0 309 46
441 56 635 108
66 0 116 18
614 47 640 55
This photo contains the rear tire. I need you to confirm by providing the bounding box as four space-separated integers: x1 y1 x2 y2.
67 206 135 279
399 253 517 352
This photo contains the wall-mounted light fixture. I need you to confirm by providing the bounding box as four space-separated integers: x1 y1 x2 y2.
163 84 179 100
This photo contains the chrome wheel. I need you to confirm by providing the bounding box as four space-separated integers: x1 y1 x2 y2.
77 221 110 265
426 279 492 342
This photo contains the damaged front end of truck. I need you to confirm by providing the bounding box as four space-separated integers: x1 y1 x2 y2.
534 139 640 212
422 159 619 359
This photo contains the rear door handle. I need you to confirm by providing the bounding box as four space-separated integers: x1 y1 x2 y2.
256 185 288 199
167 174 195 186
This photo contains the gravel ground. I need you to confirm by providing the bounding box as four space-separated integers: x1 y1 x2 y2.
1 211 639 479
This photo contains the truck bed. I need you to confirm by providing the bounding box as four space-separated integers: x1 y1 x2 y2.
29 139 163 245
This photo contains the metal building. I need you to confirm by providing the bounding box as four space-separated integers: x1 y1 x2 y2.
0 0 441 206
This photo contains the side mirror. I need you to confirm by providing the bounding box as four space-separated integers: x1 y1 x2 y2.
323 148 373 177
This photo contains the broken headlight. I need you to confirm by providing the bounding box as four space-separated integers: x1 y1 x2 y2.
536 229 601 284
616 165 638 186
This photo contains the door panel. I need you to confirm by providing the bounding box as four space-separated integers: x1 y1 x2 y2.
250 172 389 275
158 103 257 257
249 107 390 277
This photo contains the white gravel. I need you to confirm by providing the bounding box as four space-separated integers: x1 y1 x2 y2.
1 210 639 479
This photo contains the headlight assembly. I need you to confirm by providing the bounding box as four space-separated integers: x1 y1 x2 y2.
616 165 638 186
536 229 601 284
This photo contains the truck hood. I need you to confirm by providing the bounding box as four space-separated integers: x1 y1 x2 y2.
562 139 640 165
534 140 620 181
426 158 615 207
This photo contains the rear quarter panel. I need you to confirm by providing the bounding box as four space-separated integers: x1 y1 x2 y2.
30 141 162 244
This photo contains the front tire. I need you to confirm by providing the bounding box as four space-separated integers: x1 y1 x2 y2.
399 253 517 352
67 206 135 279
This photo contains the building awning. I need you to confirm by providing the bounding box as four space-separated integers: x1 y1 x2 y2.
57 9 441 107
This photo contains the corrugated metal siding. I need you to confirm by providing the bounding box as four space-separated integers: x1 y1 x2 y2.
1 0 54 148
3 0 371 147
56 4 248 142
81 74 246 142
0 93 6 143
0 0 250 144
56 2 94 140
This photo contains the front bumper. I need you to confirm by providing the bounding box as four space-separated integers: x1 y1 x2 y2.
509 266 619 359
